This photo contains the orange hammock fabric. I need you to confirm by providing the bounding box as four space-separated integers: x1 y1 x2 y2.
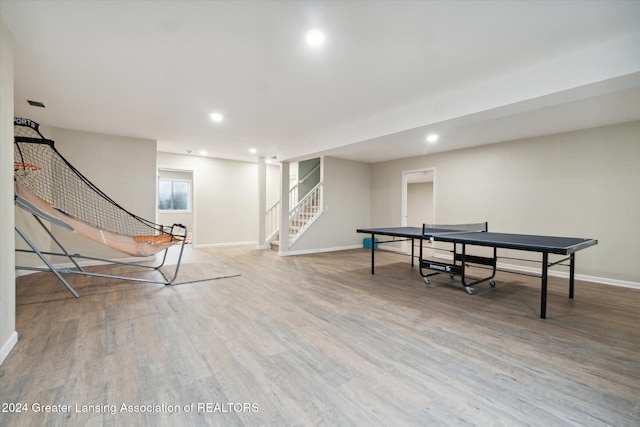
14 161 42 171
15 183 181 257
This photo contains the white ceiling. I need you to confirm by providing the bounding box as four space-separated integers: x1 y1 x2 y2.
2 0 640 164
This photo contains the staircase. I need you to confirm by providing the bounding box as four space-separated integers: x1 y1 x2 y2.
265 159 323 249
288 182 322 245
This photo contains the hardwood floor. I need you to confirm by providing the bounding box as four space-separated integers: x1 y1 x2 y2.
2 246 639 426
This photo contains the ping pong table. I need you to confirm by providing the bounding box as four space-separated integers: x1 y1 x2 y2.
356 223 597 319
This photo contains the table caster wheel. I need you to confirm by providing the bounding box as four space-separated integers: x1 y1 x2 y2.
465 287 474 295
424 277 430 285
490 280 496 287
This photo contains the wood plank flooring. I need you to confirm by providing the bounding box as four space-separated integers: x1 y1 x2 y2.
2 246 639 426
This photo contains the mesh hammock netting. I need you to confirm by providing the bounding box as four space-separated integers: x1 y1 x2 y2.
14 118 183 257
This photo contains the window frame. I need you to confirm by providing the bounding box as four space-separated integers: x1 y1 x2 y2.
158 178 192 213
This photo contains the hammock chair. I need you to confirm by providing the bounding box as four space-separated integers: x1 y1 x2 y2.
14 117 187 297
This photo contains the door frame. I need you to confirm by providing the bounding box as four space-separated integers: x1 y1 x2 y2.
401 167 436 254
401 167 436 226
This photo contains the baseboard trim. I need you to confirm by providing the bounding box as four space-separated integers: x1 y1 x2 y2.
0 331 18 366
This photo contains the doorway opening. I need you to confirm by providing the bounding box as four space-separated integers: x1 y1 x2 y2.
401 168 435 255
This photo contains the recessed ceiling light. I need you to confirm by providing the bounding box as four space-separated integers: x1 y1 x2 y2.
249 148 257 154
209 112 223 122
199 150 208 156
426 134 439 143
305 29 326 47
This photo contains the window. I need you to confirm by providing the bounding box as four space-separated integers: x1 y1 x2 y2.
158 179 191 212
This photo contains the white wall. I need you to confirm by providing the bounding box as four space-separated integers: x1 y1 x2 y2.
157 152 279 247
266 161 280 209
370 120 640 285
288 156 371 253
0 16 17 365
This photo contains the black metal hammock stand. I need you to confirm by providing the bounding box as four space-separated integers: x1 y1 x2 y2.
14 117 187 297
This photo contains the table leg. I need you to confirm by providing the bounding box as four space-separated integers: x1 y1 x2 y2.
569 252 575 299
411 238 415 267
541 252 548 319
370 233 375 275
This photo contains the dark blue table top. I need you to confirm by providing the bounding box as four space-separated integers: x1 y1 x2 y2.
357 226 597 255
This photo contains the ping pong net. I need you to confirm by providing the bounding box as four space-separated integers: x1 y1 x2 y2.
422 222 488 239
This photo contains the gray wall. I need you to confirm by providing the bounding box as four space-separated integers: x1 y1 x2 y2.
297 158 321 202
370 120 640 285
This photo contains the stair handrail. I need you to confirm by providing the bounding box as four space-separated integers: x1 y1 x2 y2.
289 181 321 217
298 162 321 184
288 181 323 246
287 161 320 211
